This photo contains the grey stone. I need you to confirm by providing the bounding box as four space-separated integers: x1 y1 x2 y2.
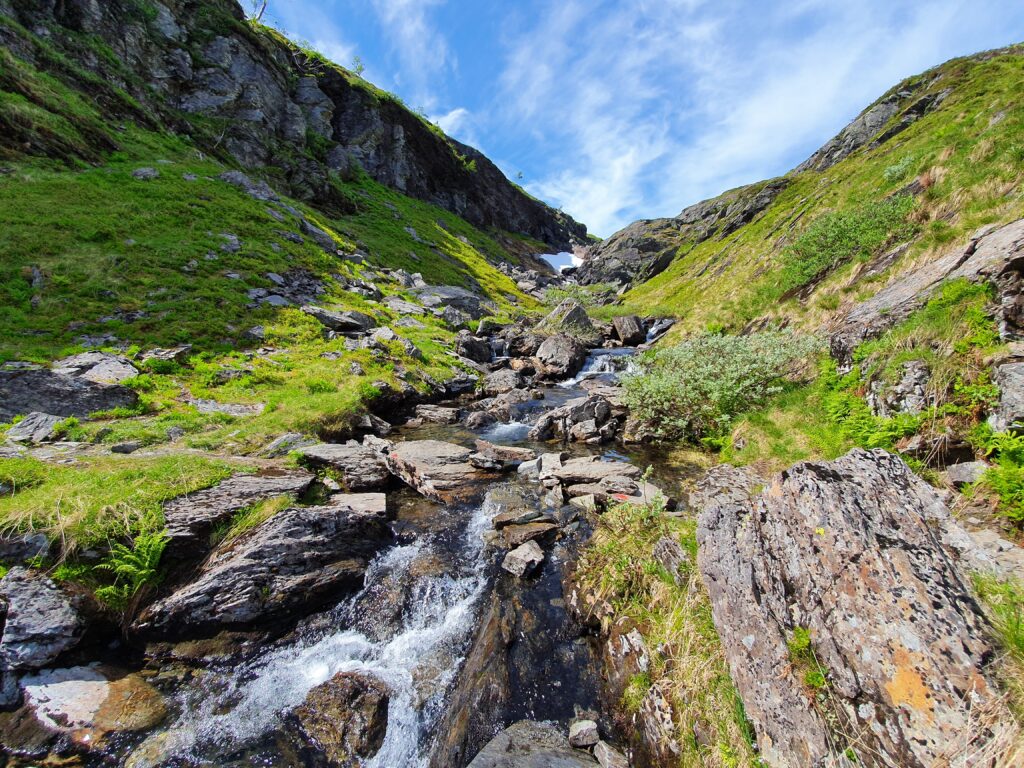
162 471 316 559
414 405 462 424
611 315 645 346
302 305 377 333
535 334 588 380
412 285 490 319
483 369 524 396
383 296 425 316
136 494 389 638
132 167 160 180
297 442 391 491
529 395 614 443
568 719 599 748
0 568 83 671
694 449 1013 768
289 672 389 766
367 438 493 504
593 741 628 768
946 461 988 488
7 412 62 443
54 352 139 384
501 540 544 578
261 433 317 458
455 331 492 363
0 369 139 422
111 441 143 455
990 362 1024 433
467 721 597 767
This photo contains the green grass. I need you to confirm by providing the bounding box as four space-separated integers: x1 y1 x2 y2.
575 500 759 768
210 494 295 547
973 574 1024 718
620 47 1024 334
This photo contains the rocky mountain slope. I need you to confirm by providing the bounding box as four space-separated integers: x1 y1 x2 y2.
581 45 1024 336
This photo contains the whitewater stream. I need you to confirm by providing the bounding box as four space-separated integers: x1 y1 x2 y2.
124 346 682 768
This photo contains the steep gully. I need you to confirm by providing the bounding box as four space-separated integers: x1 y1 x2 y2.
123 332 674 767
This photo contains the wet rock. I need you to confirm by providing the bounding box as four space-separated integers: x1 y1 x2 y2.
0 369 140 422
161 471 316 560
611 316 645 346
464 410 497 429
535 334 588 380
503 522 558 548
302 305 377 333
593 741 628 768
467 720 598 767
483 369 524 396
297 442 390 491
136 494 390 638
501 540 544 578
6 413 62 444
492 509 543 529
415 404 462 424
506 331 544 358
353 412 394 438
990 361 1024 433
694 449 1014 768
0 568 84 674
470 440 536 471
369 439 495 504
54 351 139 384
538 299 599 344
290 672 389 767
16 665 166 749
569 494 599 513
568 719 600 748
456 331 493 363
946 460 988 488
529 395 615 443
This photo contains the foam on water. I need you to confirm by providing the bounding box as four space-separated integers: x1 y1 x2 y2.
154 497 499 767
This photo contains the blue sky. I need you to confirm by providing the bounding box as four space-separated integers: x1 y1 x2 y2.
261 0 1024 238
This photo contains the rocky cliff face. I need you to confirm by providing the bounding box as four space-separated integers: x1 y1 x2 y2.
0 0 586 251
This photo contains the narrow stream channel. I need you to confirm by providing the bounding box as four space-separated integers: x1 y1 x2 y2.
132 346 684 767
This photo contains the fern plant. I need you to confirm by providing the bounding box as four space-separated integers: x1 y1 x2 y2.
95 529 168 610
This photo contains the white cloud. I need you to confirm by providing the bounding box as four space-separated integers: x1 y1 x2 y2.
370 0 452 110
498 0 1019 237
434 107 471 137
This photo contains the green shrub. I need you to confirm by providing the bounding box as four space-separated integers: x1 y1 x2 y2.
94 528 168 610
883 155 915 183
622 332 823 440
0 457 48 493
778 196 917 294
543 282 619 307
973 574 1024 664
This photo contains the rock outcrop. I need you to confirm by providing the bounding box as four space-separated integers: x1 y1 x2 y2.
0 369 139 421
534 335 588 380
136 494 389 638
161 470 316 561
367 438 497 504
297 442 390 491
694 449 1016 768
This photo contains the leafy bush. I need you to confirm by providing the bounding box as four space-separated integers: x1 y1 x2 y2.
778 195 917 294
883 155 916 183
622 332 823 440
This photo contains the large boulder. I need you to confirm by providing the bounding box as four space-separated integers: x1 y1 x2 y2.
466 720 597 767
455 331 493 364
0 369 139 422
528 395 615 443
368 439 495 504
297 442 390 491
694 449 1015 768
161 471 316 561
302 305 376 333
290 672 389 767
537 299 598 344
0 568 85 709
413 285 490 319
534 335 588 380
551 456 641 485
611 315 645 346
53 352 139 384
135 494 389 638
482 369 524 396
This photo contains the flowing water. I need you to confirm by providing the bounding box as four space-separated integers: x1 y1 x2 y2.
118 346 687 767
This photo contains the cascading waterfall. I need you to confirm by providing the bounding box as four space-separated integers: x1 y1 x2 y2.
149 496 500 767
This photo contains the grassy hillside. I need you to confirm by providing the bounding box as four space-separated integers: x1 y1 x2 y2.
615 46 1024 335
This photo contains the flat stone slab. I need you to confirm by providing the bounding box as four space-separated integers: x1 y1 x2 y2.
0 369 139 422
467 720 597 767
551 457 641 485
162 470 315 559
373 439 497 504
297 442 390 491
